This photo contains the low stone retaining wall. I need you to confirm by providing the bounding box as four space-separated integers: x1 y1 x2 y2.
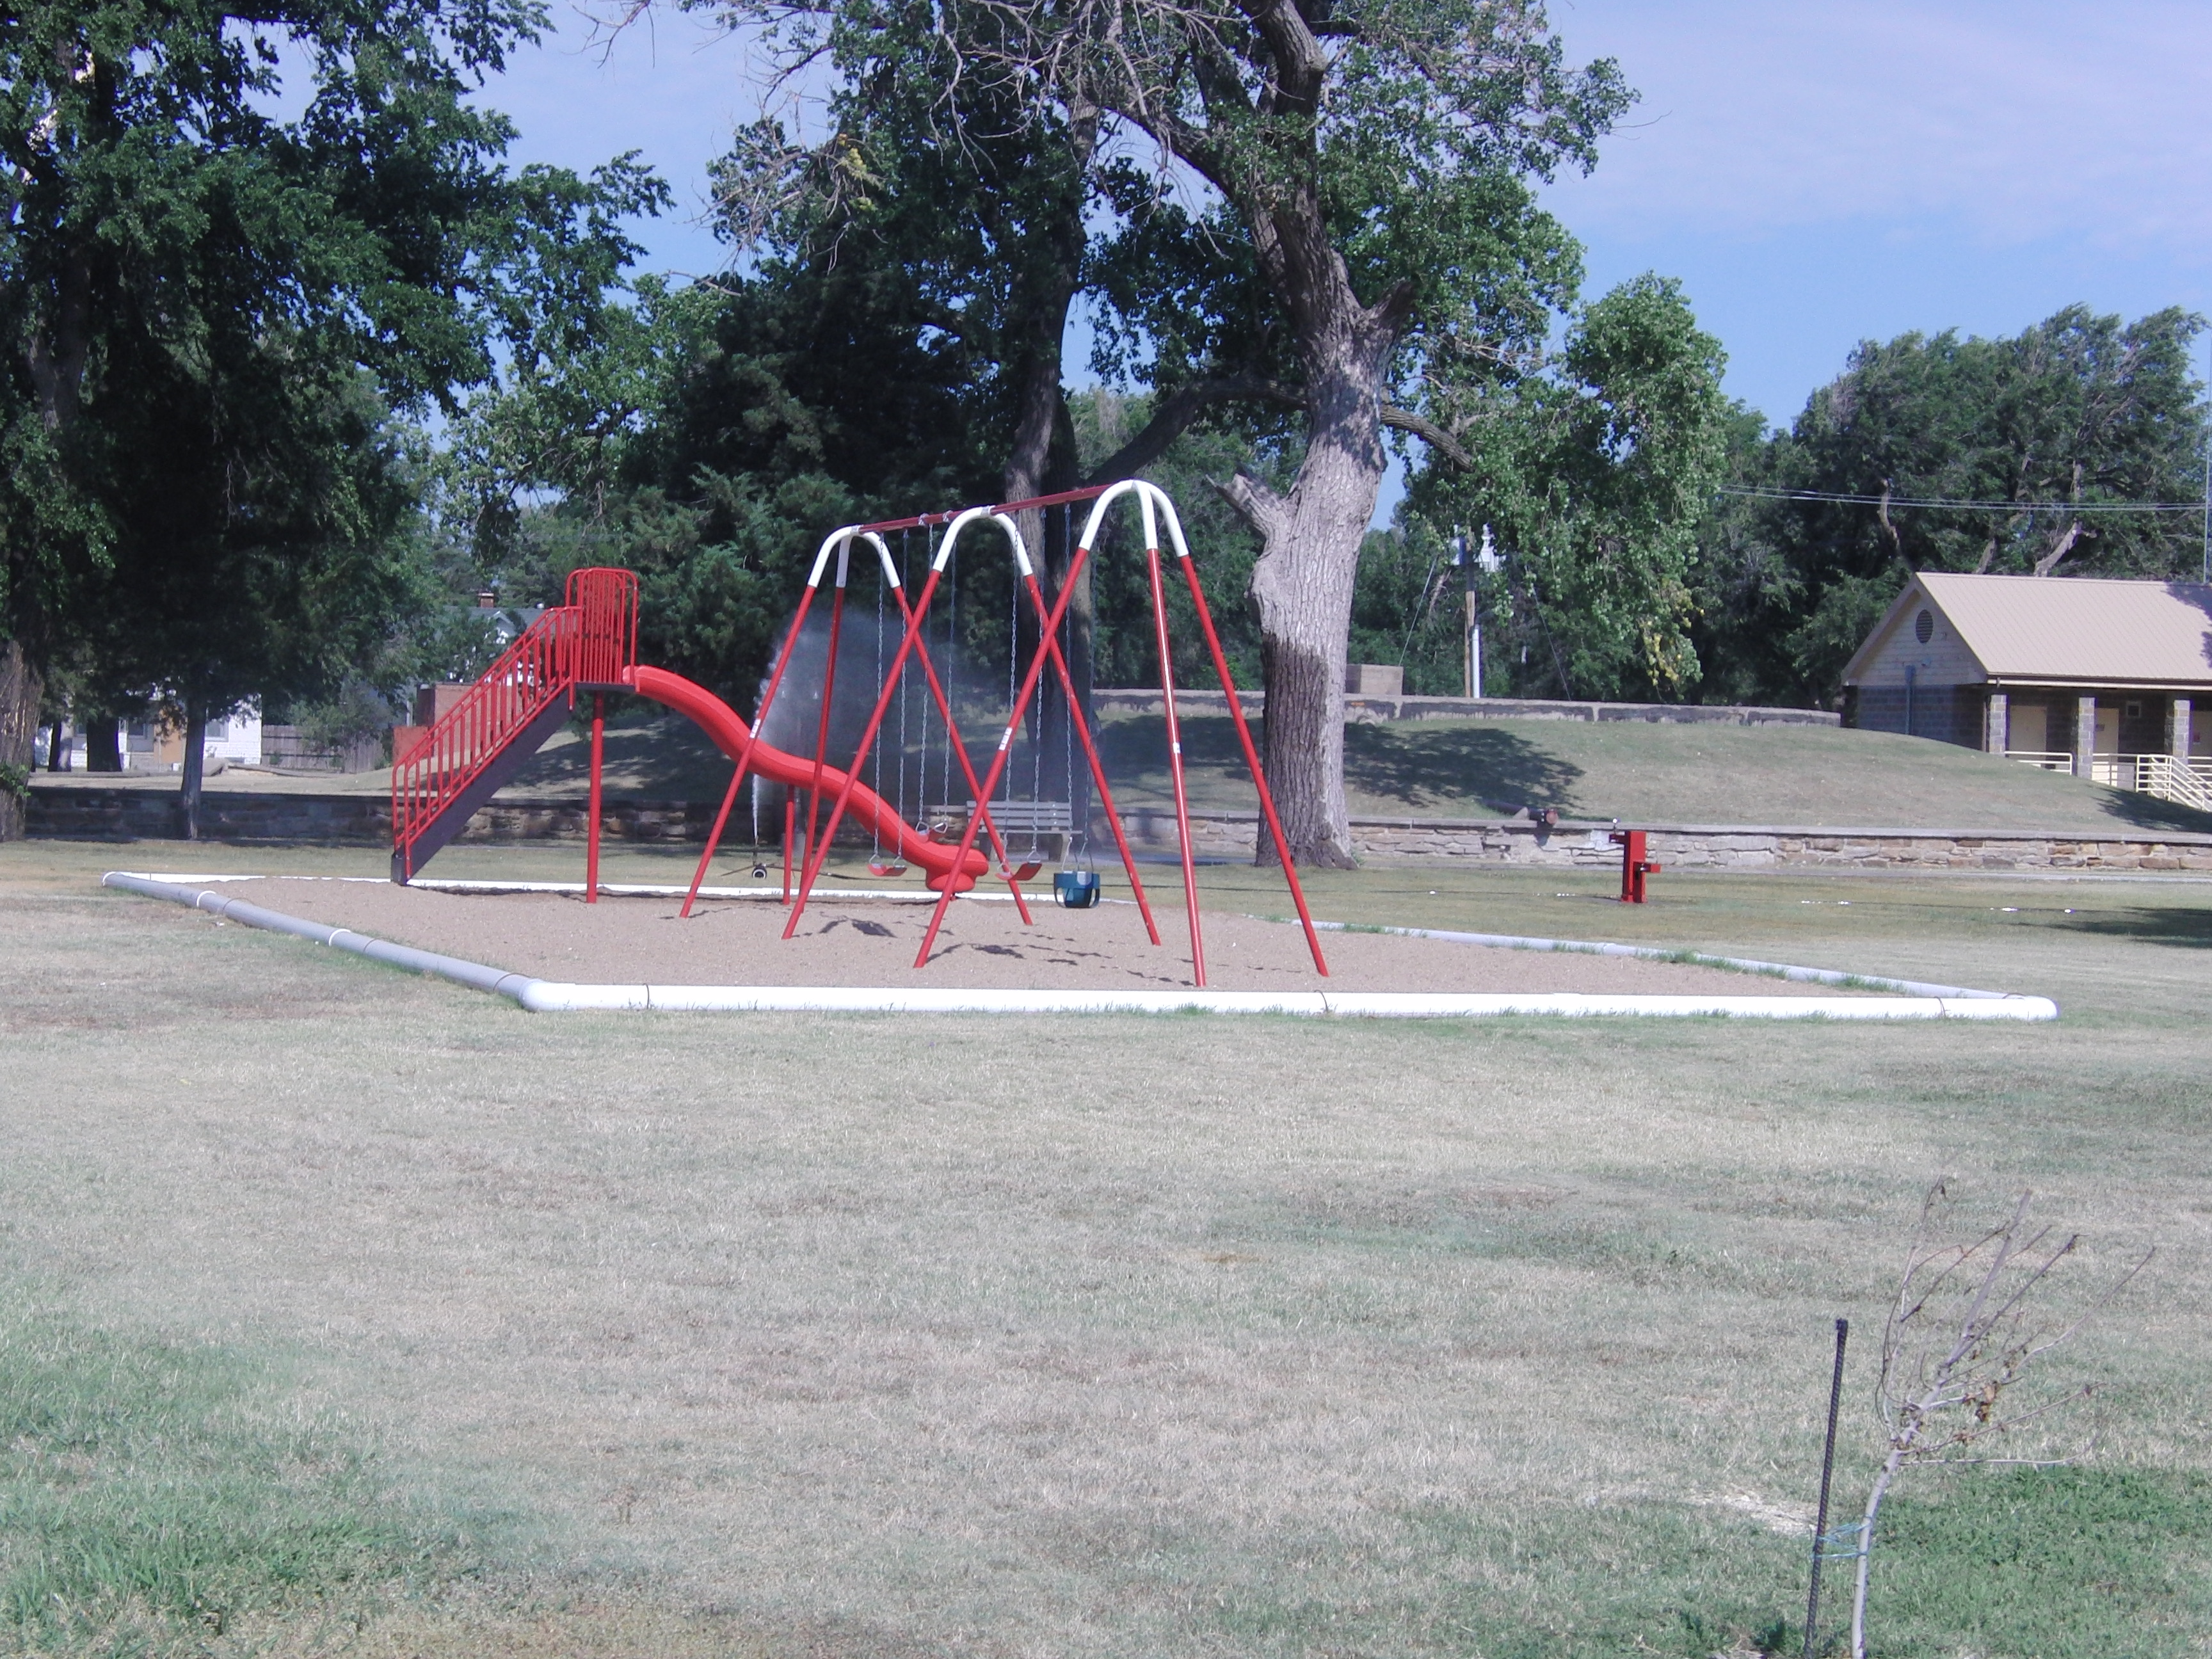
1094 689 1839 726
1118 808 2212 872
34 786 2211 871
30 788 732 847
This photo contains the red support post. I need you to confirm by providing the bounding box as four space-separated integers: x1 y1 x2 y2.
785 566 951 936
803 582 846 885
1012 566 1160 947
1146 540 1206 986
586 693 605 903
1176 556 1329 975
912 549 1162 971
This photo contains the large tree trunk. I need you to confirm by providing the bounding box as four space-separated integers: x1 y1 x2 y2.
86 714 121 772
0 639 40 840
178 696 207 840
1231 351 1389 868
1219 202 1402 868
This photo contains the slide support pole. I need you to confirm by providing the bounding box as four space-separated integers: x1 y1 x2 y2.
586 693 605 903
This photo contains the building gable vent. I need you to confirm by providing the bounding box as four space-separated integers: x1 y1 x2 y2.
1914 608 1934 645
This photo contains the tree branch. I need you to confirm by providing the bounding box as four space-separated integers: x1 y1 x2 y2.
1379 405 1472 470
1209 470 1287 541
1084 374 1302 484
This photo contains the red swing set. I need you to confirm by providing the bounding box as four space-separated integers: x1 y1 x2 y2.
684 479 1326 984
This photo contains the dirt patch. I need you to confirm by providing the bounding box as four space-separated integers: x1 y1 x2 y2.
214 877 1859 996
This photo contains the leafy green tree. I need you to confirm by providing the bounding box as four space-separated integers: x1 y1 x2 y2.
1694 304 2208 706
685 0 1628 864
1405 274 1731 700
0 0 661 835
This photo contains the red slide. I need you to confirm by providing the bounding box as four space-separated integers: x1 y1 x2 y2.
630 664 987 892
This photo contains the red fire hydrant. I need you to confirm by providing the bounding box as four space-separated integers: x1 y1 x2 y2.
1609 829 1662 903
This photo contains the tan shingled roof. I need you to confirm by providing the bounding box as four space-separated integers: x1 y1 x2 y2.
1847 573 2212 687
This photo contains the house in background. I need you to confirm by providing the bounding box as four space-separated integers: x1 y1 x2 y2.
35 706 260 771
1842 573 2212 808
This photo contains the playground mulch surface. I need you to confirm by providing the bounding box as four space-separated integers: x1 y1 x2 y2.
225 876 1861 995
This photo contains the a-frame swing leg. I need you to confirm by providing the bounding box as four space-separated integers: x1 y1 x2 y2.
784 566 951 937
1144 542 1206 986
586 693 605 904
888 584 1036 925
803 582 847 885
1177 553 1330 976
678 581 827 919
1016 565 1159 945
913 547 1162 971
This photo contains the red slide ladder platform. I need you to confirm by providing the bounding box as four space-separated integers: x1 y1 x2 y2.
390 570 986 890
390 570 639 882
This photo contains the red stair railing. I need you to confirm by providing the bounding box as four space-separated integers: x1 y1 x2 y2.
391 570 640 878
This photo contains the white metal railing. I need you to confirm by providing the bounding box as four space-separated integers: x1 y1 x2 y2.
2122 753 2212 812
2005 750 2212 809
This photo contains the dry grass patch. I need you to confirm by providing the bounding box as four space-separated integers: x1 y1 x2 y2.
2 840 2209 1656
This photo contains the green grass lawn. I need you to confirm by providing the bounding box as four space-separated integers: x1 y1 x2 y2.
3 837 2208 1656
45 706 2212 839
1096 712 2212 834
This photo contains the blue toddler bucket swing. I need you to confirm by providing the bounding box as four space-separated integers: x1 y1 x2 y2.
1050 525 1100 910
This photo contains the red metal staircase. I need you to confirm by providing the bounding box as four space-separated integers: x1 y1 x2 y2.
391 569 638 882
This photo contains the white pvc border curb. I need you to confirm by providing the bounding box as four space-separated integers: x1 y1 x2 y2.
100 873 2058 1022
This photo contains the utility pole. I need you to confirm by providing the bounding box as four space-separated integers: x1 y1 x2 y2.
1463 526 1500 700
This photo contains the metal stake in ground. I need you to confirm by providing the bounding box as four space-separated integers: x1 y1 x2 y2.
1805 1317 1849 1659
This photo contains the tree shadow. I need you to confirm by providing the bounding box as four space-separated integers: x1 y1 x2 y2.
510 714 730 798
1098 714 1255 788
2090 787 2212 835
2053 906 2212 949
1342 723 1582 814
1097 714 1582 814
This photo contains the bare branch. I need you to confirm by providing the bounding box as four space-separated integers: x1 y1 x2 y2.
1085 374 1301 483
1210 469 1286 540
1380 405 1472 470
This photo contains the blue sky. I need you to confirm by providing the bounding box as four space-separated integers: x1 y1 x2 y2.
480 0 2212 433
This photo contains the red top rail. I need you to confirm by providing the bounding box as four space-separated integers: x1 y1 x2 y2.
851 482 1120 537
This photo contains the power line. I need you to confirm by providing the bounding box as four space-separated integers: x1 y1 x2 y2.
1715 486 2206 515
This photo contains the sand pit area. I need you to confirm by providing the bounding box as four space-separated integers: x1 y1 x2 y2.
204 876 1866 998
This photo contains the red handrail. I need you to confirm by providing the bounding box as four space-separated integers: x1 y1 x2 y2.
391 570 640 875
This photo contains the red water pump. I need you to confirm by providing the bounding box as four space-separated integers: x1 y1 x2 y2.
1609 829 1662 904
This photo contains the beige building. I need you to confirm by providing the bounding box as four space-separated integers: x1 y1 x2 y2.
1841 573 2212 806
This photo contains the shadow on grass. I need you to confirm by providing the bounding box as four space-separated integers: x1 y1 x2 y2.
2055 906 2212 949
1099 716 1584 815
2090 787 2212 835
1342 723 1582 813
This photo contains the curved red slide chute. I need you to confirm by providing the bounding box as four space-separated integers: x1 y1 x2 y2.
630 664 985 892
